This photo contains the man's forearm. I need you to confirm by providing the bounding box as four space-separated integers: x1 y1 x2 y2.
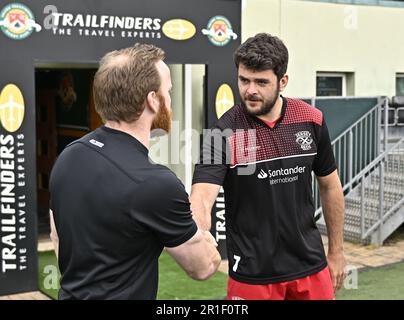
320 186 345 253
190 183 221 231
190 192 212 231
318 175 347 291
49 210 59 259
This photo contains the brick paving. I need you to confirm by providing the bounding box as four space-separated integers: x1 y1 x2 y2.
0 292 50 300
322 236 404 269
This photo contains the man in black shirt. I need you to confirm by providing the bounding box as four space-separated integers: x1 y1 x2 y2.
191 33 346 300
49 43 221 300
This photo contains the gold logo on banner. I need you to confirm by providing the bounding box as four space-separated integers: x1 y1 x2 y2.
0 83 25 132
215 84 234 119
162 19 196 41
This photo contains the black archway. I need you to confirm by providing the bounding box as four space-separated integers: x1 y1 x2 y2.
0 0 240 295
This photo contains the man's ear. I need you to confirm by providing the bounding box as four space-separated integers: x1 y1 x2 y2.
279 74 289 92
146 91 159 114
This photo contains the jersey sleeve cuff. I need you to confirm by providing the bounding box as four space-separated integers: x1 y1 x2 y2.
164 223 198 248
314 165 337 177
192 170 225 186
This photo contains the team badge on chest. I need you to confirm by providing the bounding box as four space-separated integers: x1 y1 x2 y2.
295 131 313 151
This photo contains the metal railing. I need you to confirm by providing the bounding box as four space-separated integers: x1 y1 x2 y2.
354 137 404 240
314 96 404 243
313 97 386 216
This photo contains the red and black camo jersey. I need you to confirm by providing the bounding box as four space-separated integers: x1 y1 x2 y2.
193 97 337 284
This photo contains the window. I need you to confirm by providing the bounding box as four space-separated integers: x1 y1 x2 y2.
396 73 404 96
316 72 346 96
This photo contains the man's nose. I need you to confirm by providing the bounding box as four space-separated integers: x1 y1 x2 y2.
246 83 258 95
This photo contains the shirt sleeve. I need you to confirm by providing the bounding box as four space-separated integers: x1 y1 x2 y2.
312 117 337 177
192 127 229 186
131 172 197 248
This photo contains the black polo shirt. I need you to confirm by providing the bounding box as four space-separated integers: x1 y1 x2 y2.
193 97 337 284
50 126 197 299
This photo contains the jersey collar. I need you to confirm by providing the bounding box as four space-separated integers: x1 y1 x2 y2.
100 126 149 155
243 95 288 130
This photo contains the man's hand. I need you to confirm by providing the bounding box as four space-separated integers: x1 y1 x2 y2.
317 171 346 292
327 251 347 291
203 231 218 247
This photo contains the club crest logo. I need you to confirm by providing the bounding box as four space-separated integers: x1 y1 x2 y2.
295 131 313 151
0 3 42 40
0 83 25 132
202 15 237 46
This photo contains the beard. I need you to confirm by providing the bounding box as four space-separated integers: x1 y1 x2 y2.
241 83 280 117
151 93 172 136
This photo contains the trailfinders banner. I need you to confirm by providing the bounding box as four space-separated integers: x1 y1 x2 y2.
0 0 240 295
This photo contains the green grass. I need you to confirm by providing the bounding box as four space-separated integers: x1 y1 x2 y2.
336 261 404 300
38 250 60 300
39 250 404 300
38 250 227 300
157 251 227 300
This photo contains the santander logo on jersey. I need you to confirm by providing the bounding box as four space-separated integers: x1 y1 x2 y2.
257 169 268 179
257 165 307 183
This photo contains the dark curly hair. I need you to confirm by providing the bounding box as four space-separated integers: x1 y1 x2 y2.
234 33 289 80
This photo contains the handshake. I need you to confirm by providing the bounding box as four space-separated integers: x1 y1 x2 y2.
203 230 218 247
